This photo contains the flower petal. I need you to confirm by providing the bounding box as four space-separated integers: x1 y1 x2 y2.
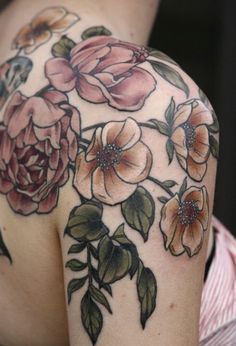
71 46 110 71
67 128 78 161
86 127 102 161
70 36 117 57
171 127 188 159
73 152 96 199
0 176 13 194
92 167 137 205
47 150 58 172
160 194 180 248
189 102 213 126
31 7 66 27
189 125 209 163
34 123 61 149
7 189 38 215
37 187 59 213
94 46 135 72
186 156 207 182
43 90 68 104
0 131 14 164
182 186 204 210
46 58 76 92
173 104 192 128
3 92 25 124
182 219 204 257
102 118 141 150
50 12 79 32
103 62 136 76
107 66 156 111
115 141 152 183
60 104 81 136
12 24 34 49
76 74 107 103
169 223 186 256
24 30 52 54
197 186 209 230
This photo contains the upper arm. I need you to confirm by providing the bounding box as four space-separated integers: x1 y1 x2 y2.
0 4 219 346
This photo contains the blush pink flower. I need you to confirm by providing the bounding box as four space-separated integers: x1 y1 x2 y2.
160 186 209 257
171 100 214 182
45 36 156 111
74 118 152 205
0 90 80 215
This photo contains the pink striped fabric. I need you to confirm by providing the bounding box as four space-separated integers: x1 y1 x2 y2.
200 216 236 345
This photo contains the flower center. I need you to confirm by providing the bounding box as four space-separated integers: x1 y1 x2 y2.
134 47 149 63
182 122 196 149
178 200 199 225
96 144 122 170
32 23 50 38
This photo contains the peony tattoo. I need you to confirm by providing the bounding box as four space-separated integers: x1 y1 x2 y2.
0 7 219 346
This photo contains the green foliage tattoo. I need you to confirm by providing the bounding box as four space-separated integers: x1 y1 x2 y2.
65 208 157 344
0 229 12 263
0 6 219 345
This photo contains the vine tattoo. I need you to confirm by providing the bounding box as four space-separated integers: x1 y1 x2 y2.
0 6 219 345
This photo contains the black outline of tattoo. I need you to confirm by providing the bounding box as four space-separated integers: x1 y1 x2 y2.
0 7 219 345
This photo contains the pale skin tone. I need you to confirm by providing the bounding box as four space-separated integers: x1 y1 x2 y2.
0 1 217 345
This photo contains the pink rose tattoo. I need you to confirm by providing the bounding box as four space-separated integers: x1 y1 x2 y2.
0 90 80 215
45 36 156 111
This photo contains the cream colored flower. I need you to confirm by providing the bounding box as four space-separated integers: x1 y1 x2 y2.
74 118 152 205
160 186 209 257
12 7 79 54
171 100 213 182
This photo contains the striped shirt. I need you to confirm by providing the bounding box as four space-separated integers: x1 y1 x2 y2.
200 217 236 345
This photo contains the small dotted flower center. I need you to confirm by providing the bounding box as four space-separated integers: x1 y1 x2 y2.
178 200 199 225
134 47 149 62
182 122 196 149
96 144 122 170
32 23 50 38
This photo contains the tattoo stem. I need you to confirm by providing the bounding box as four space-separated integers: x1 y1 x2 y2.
82 123 106 132
15 48 23 57
80 137 90 145
147 176 174 197
78 143 87 151
82 122 158 133
35 84 51 96
138 122 160 131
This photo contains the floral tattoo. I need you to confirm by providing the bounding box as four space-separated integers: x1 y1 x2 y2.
0 7 219 345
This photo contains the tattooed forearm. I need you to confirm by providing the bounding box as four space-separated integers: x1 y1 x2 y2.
0 6 219 345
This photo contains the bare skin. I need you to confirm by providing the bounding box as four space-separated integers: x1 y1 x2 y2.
0 1 217 345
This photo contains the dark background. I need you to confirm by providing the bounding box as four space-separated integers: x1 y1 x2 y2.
0 0 235 235
149 0 236 235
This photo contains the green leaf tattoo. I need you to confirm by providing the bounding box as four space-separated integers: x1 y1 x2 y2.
148 49 179 66
81 290 103 345
66 258 87 271
51 35 76 59
137 262 157 329
65 200 109 242
209 134 219 159
121 187 155 241
0 230 12 263
98 235 132 284
68 277 88 304
81 26 112 40
149 60 189 97
89 285 112 314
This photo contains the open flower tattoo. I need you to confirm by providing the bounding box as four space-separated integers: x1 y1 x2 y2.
0 7 219 345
